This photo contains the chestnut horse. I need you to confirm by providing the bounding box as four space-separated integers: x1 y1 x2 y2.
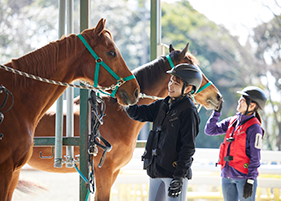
27 43 222 201
0 18 140 201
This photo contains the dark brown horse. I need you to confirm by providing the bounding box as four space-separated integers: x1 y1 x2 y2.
0 18 140 201
27 43 222 201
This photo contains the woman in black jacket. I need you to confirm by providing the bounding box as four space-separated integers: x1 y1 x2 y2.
125 63 202 201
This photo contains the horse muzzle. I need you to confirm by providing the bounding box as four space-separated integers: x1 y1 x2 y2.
118 88 139 106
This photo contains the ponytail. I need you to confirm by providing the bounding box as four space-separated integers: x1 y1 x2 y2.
255 110 262 124
255 109 265 139
243 95 264 138
244 96 262 123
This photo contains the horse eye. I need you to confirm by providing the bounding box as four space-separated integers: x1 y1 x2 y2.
107 51 116 57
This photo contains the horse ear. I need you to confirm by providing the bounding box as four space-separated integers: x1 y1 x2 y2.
169 44 175 53
179 43 189 58
183 43 189 53
94 18 106 36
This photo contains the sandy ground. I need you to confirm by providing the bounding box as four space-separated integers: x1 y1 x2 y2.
14 169 80 201
12 148 281 201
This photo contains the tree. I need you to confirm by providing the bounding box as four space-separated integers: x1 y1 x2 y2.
90 0 150 69
252 1 281 150
0 0 58 64
1 0 279 150
161 0 267 148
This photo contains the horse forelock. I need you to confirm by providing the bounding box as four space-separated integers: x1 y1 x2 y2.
133 56 168 92
103 29 113 41
97 29 114 48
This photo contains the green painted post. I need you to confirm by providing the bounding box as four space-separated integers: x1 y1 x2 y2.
79 0 89 200
149 0 159 132
79 89 89 201
34 137 80 146
150 0 157 61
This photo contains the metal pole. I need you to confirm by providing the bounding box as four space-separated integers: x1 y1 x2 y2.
150 0 157 61
149 0 160 134
65 0 74 168
54 0 66 168
156 0 163 57
80 0 90 200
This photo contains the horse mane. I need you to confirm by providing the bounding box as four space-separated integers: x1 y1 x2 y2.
133 51 199 93
7 34 79 88
7 26 112 89
186 52 200 66
133 56 168 93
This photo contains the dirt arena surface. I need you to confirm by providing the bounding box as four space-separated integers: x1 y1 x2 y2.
14 169 80 201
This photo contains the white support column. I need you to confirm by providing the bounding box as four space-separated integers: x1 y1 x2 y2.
54 0 66 168
65 0 75 168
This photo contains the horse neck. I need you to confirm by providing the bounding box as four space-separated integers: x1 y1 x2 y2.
116 57 171 144
7 35 82 125
134 57 171 105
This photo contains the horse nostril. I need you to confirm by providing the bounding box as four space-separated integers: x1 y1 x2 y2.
120 90 128 102
134 88 139 100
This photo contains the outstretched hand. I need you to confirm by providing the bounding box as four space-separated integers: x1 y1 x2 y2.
215 101 223 113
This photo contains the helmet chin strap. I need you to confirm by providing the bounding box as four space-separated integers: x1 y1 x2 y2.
181 82 187 97
171 82 187 102
180 82 192 98
244 99 254 115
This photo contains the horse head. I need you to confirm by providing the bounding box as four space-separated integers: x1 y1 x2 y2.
169 43 222 110
77 18 139 106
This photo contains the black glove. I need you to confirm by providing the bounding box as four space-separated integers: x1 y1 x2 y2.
243 179 254 199
168 177 183 198
215 101 223 113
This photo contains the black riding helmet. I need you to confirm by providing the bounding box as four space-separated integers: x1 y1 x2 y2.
166 63 202 94
237 86 267 110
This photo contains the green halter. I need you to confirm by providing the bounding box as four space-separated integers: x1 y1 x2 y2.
78 34 135 97
166 54 174 69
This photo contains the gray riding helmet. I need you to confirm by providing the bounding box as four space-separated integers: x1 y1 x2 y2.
237 86 267 110
166 63 203 93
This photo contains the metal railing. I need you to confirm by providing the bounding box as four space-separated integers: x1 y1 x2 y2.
111 145 281 201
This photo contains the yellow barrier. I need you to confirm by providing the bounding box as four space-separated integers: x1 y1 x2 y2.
111 184 148 201
111 184 281 201
256 188 280 201
110 147 281 201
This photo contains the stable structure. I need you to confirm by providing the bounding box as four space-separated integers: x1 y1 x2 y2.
33 0 161 200
33 0 92 200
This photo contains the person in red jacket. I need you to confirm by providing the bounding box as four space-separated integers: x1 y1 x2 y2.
205 86 267 201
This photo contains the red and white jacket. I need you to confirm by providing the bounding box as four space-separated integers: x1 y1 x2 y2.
217 116 263 174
